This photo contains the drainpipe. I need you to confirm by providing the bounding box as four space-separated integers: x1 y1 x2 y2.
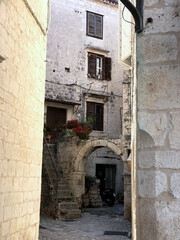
119 0 143 33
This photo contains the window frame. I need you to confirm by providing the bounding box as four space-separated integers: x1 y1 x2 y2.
87 52 111 81
86 101 104 131
86 11 103 39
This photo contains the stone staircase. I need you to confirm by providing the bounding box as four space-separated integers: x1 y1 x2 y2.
42 142 81 220
57 179 82 219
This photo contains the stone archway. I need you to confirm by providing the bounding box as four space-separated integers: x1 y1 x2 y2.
66 138 131 219
74 139 122 173
57 138 131 219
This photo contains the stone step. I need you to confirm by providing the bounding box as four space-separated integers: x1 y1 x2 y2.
58 201 79 209
59 209 82 220
57 190 72 197
58 184 70 190
58 195 74 201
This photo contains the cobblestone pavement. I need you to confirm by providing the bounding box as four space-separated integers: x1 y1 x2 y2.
39 204 131 240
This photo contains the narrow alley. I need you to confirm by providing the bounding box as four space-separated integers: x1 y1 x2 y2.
39 204 131 240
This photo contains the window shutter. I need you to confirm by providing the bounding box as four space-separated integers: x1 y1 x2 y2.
102 56 105 80
88 13 95 36
87 102 95 129
88 53 96 78
105 57 111 80
95 15 103 38
95 103 103 131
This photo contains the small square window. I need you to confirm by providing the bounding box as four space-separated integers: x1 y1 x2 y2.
86 11 103 39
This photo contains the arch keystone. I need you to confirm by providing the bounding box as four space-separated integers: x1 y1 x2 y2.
92 139 108 147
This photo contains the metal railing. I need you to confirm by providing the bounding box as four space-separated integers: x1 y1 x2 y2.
44 136 61 181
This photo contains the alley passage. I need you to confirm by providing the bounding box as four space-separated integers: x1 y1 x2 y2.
39 204 131 240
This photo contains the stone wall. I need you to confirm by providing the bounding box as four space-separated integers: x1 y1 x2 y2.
0 0 47 239
82 180 103 208
45 0 125 138
132 0 180 239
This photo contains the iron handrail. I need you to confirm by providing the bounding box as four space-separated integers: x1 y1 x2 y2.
44 136 61 181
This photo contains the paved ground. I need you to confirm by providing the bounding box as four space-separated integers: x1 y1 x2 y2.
39 204 131 240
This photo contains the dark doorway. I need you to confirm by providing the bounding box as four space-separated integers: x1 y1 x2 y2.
96 164 116 195
46 106 67 142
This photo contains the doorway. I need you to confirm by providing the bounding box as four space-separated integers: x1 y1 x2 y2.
96 164 116 195
46 106 67 142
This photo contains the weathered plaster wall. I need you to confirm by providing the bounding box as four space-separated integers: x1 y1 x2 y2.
0 0 47 239
46 0 125 138
134 0 180 239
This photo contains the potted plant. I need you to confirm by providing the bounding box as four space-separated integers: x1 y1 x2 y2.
72 124 91 140
44 124 51 142
65 129 75 140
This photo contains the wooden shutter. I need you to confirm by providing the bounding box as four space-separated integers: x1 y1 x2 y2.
87 12 95 36
102 56 105 80
87 102 95 128
95 103 103 131
87 102 103 131
95 15 103 38
88 53 96 78
105 57 111 80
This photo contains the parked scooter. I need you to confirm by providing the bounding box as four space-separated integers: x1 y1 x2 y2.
102 188 116 206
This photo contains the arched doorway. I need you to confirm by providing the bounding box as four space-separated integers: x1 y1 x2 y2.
60 139 131 219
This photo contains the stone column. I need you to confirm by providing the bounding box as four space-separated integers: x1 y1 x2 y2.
122 70 132 220
132 0 180 239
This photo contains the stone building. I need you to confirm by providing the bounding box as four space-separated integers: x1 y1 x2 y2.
0 0 48 239
119 0 180 239
43 0 131 219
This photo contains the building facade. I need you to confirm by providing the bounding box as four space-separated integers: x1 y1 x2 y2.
45 0 124 139
44 0 130 211
0 0 48 239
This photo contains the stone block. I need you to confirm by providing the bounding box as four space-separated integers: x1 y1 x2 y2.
2 220 10 237
139 34 177 64
138 170 167 198
169 112 180 149
164 0 179 6
92 139 107 148
3 205 12 221
156 200 180 240
144 0 159 7
30 163 41 177
138 65 180 110
170 173 180 198
139 199 156 240
139 150 155 169
155 151 180 169
107 141 121 156
78 141 92 157
143 7 180 34
138 112 167 146
9 219 17 234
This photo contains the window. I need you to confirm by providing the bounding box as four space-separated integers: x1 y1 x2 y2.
87 11 103 39
86 102 104 131
88 52 111 80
